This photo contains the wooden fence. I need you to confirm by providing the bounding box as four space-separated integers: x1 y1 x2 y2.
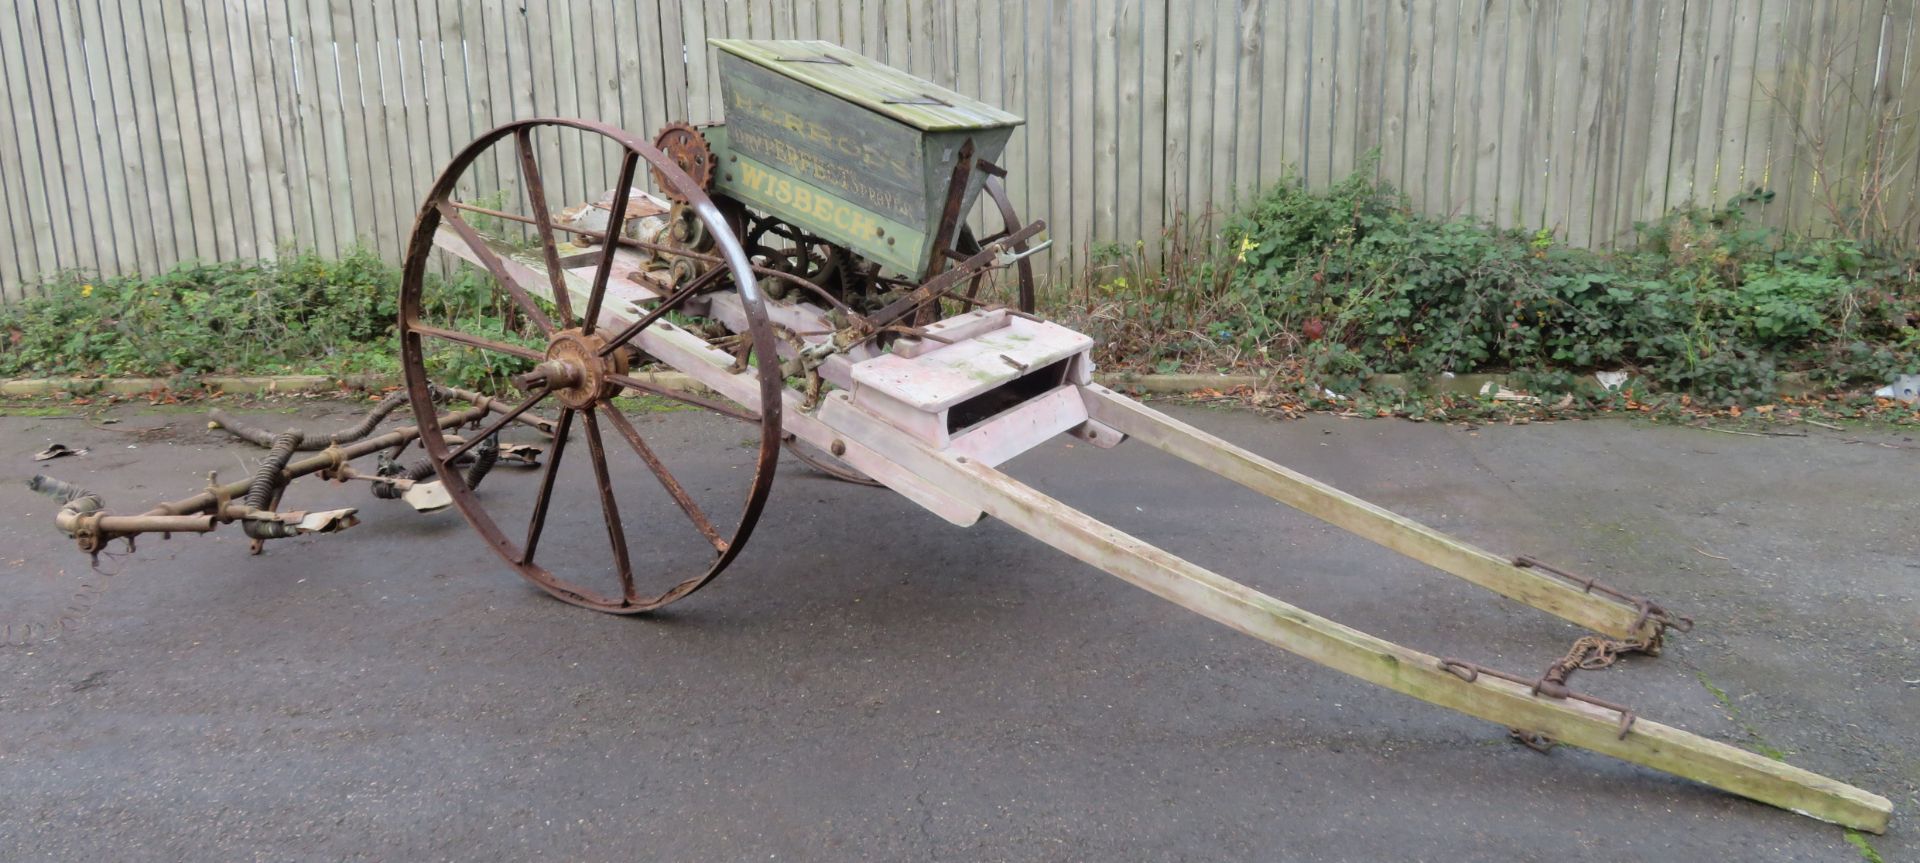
1 0 1916 301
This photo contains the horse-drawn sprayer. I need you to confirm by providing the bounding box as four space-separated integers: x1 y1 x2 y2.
28 40 1892 833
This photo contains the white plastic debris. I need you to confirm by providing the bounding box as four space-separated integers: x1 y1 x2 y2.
1595 370 1630 391
1874 374 1919 404
1479 381 1541 404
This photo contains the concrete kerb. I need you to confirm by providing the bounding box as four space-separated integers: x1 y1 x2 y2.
0 370 1814 400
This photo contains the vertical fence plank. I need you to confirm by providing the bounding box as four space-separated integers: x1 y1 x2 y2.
1785 0 1837 230
1471 0 1511 219
187 0 245 257
1567 2 1616 246
1021 0 1050 260
1186 0 1217 214
2 0 63 282
1400 0 1433 209
396 1 436 208
47 0 114 273
1328 0 1360 183
1417 0 1455 211
1444 0 1486 215
1828 0 1881 218
26 0 94 271
1492 0 1531 227
201 0 260 259
0 62 23 294
321 1 369 248
1231 0 1264 205
64 0 139 273
1353 0 1384 178
1302 0 1332 187
1255 0 1290 180
1379 0 1412 190
357 0 405 250
1665 0 1715 209
1048 0 1074 281
1579 1 1622 246
124 3 188 266
1070 0 1096 270
1512 0 1553 229
1883 0 1919 237
241 0 302 254
0 7 35 296
296 0 349 253
1716 0 1765 202
1141 0 1168 249
225 0 281 255
613 1 649 133
85 0 157 272
1628 1 1686 235
1163 0 1193 220
1092 0 1117 246
468 0 508 201
532 1 579 200
652 0 688 122
1739 0 1788 204
1115 0 1144 247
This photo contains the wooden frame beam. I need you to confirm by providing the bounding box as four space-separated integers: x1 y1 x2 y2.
1083 385 1660 641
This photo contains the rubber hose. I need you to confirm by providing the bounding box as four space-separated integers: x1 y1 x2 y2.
27 474 104 514
245 430 303 511
463 433 500 490
209 385 458 451
372 458 438 500
29 475 106 540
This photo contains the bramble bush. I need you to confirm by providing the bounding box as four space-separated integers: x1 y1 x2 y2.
1070 161 1918 404
0 248 538 389
3 170 1915 406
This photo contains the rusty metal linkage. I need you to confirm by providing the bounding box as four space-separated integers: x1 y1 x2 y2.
1513 555 1694 643
31 389 543 558
1439 655 1639 743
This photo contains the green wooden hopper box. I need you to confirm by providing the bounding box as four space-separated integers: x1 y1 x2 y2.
705 39 1024 277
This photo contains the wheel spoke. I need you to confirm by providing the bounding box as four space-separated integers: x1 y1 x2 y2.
602 405 726 552
596 264 726 358
580 409 636 600
582 150 641 335
520 407 575 565
444 386 553 466
435 202 556 336
516 128 577 329
606 371 760 423
409 322 546 363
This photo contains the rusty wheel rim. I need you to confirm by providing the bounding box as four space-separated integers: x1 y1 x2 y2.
397 118 784 614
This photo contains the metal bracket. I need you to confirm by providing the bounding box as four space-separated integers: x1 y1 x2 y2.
994 239 1051 267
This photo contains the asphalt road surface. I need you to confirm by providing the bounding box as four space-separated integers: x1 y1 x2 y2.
1 399 1913 861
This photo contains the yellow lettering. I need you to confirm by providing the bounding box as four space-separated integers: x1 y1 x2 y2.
739 162 770 194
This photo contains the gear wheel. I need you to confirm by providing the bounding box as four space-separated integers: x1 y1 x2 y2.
651 122 715 202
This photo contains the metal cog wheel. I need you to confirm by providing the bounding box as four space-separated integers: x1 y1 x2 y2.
651 122 715 203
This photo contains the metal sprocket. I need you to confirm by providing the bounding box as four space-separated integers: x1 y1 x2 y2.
651 122 715 203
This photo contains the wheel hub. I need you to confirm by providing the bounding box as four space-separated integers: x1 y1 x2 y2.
538 328 629 409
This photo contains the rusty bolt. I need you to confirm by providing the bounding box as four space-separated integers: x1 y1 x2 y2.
829 439 846 457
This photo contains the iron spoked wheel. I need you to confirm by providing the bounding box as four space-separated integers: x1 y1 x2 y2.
397 117 784 614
